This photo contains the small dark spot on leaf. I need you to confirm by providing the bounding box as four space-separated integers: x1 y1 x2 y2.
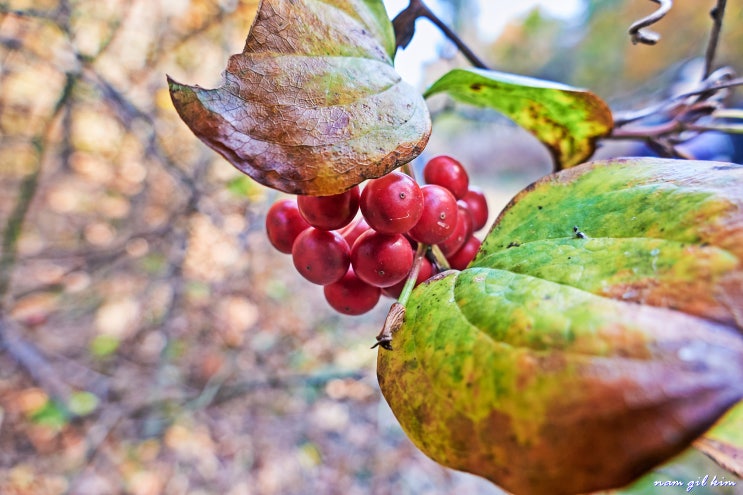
568 256 572 260
537 205 543 210
507 241 521 248
470 83 483 92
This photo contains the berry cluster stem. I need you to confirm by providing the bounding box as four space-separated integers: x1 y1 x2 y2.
430 244 451 271
397 242 427 306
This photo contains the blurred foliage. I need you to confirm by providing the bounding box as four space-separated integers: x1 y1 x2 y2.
0 0 506 493
484 0 743 103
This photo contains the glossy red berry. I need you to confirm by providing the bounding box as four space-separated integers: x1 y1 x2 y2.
408 185 459 245
460 187 489 232
382 256 435 299
351 231 414 288
265 199 310 254
324 268 381 315
297 186 360 231
339 217 370 247
447 236 481 270
292 228 350 285
438 203 473 257
423 155 469 199
360 172 423 234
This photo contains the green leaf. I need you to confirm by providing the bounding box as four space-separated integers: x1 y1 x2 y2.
169 0 429 196
68 391 99 417
424 68 613 169
377 158 743 495
29 399 69 429
90 334 120 357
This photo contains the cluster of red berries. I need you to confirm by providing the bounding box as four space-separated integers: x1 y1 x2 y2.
265 156 488 315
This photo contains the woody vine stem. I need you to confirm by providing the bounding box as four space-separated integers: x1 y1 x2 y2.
392 0 743 159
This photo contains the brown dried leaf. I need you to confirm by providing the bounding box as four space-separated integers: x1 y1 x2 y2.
168 0 431 195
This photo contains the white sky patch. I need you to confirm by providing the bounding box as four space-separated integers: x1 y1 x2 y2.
384 0 447 87
383 0 584 87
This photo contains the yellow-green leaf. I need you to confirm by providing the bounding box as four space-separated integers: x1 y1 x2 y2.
424 68 613 169
378 158 743 495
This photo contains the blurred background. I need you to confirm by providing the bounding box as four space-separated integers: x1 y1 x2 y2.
0 1 741 494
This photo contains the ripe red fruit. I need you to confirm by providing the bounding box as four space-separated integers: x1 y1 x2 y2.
292 228 350 285
351 231 414 288
408 185 459 245
438 203 473 257
297 186 360 231
339 217 370 247
265 199 310 254
460 187 489 232
423 155 469 199
360 171 423 234
382 256 435 299
447 236 481 270
324 268 381 315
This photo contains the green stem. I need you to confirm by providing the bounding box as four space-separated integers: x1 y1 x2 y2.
430 244 451 271
397 243 427 306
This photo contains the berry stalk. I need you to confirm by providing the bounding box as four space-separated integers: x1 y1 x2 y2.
397 242 428 306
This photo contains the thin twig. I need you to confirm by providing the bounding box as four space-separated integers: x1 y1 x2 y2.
612 76 743 127
0 318 73 401
392 0 488 69
420 8 488 69
0 73 76 304
628 0 673 45
703 0 727 79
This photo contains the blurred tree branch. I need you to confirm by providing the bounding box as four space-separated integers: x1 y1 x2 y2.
703 0 727 79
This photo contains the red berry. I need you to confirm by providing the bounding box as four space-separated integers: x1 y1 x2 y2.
438 203 473 257
324 267 381 315
423 155 469 199
408 185 458 245
383 256 435 299
297 186 360 231
339 217 370 247
292 228 350 285
447 236 481 270
265 199 310 254
460 187 489 232
351 231 414 288
360 172 423 234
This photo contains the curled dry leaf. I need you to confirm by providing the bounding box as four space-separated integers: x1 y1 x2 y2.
168 0 431 196
377 158 743 495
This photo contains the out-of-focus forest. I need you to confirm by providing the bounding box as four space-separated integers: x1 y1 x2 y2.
0 1 741 494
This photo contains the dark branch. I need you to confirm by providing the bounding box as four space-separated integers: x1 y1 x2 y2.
703 0 727 79
392 0 488 69
628 0 673 45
